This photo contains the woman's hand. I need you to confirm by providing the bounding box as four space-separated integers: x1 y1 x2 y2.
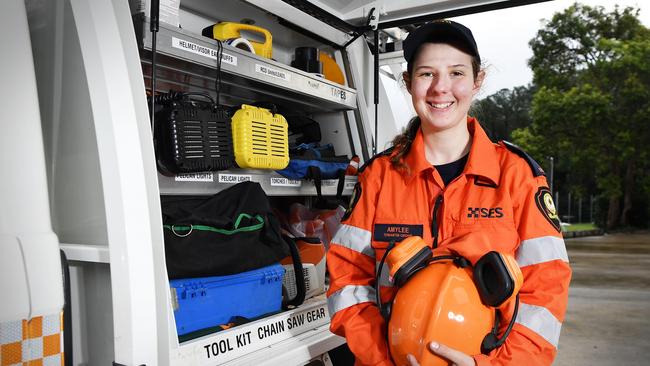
406 341 476 366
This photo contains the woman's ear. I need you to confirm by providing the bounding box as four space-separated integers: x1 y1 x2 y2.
403 71 412 93
473 69 486 93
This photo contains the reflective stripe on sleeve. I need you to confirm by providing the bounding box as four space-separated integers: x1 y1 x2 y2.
516 236 569 267
515 302 563 348
375 261 394 288
331 224 374 258
327 285 376 316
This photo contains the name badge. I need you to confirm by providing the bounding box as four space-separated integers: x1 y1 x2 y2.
373 224 423 242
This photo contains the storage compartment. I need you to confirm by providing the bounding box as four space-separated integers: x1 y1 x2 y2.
133 0 363 362
170 263 284 336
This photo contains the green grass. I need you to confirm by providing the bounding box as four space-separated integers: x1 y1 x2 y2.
562 222 598 232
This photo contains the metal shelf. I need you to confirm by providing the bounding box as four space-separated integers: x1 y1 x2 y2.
158 169 356 196
135 16 357 112
60 243 110 263
133 13 354 365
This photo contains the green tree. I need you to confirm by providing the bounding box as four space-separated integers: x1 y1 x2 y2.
528 3 648 90
515 2 650 229
471 85 534 141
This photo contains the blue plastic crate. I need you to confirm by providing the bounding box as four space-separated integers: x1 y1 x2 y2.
170 263 285 336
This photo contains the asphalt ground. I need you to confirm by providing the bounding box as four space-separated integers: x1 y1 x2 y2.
554 232 650 366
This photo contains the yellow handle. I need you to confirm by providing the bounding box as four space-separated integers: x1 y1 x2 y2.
211 22 272 58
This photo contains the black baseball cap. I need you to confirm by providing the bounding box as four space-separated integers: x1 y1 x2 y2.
403 20 480 67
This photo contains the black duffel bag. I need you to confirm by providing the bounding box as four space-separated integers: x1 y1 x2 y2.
161 181 292 280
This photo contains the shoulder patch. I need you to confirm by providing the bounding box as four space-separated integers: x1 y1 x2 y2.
535 187 561 232
501 141 545 177
358 147 394 174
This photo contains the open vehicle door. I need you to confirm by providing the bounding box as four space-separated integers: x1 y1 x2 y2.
15 1 549 365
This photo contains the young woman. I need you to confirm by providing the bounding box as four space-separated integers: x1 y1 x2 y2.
326 20 571 366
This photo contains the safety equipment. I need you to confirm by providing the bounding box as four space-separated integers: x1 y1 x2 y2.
202 22 273 59
380 236 523 366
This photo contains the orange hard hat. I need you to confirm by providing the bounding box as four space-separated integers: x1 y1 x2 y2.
388 257 495 366
382 236 523 366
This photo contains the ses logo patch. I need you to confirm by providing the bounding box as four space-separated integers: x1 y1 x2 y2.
467 207 504 219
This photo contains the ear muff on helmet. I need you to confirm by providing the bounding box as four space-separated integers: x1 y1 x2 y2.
378 237 457 322
473 251 523 354
473 251 523 308
387 236 432 287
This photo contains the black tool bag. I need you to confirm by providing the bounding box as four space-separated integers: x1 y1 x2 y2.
161 182 291 279
152 91 234 176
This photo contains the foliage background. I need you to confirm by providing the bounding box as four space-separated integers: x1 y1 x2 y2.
471 2 650 229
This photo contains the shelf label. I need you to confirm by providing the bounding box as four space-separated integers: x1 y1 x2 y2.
175 172 214 182
255 64 291 82
192 303 330 365
330 87 348 102
270 177 302 187
321 179 339 187
344 180 356 190
307 79 322 90
218 173 252 184
172 37 237 66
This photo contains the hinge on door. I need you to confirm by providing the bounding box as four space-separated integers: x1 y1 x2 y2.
366 4 381 31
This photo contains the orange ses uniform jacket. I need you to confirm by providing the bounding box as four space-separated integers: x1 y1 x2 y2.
326 118 571 366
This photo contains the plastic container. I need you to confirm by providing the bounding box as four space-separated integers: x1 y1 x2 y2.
292 47 322 74
154 94 234 175
170 263 285 336
231 104 289 169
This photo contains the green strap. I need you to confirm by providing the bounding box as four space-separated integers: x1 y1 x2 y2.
164 213 264 236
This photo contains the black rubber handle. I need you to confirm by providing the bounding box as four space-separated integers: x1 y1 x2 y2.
282 235 306 308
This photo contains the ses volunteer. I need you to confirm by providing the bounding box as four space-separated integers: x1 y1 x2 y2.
326 20 571 366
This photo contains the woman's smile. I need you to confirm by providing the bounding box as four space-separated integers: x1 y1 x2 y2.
428 101 455 110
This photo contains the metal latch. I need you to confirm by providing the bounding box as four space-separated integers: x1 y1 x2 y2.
170 287 179 311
